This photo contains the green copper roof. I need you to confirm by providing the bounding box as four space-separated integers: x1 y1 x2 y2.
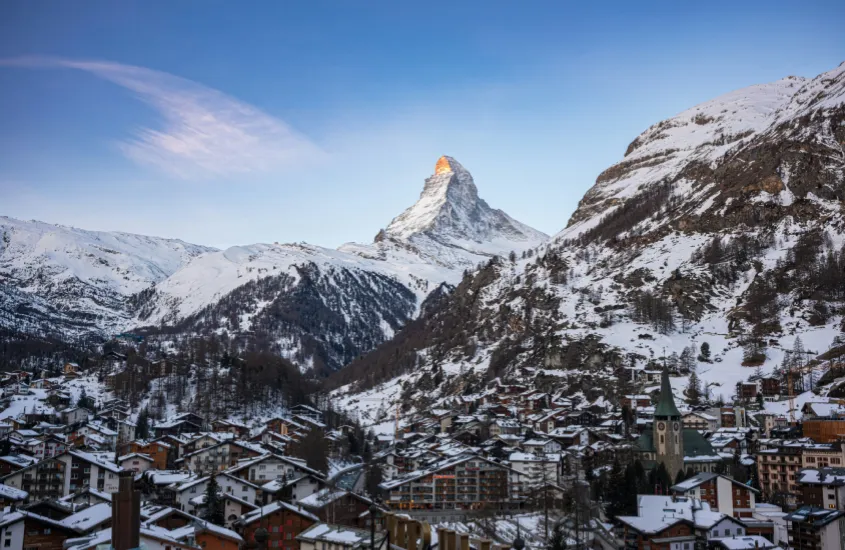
635 430 716 457
654 366 682 418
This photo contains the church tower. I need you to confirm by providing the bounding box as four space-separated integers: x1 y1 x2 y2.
653 366 684 481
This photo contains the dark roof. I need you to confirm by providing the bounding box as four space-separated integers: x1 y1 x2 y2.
784 506 845 527
654 366 681 418
636 429 716 458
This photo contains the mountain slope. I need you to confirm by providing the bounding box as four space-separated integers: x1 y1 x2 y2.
0 217 214 337
330 62 845 425
123 157 547 373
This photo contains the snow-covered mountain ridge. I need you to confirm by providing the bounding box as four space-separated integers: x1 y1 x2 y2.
330 62 845 428
0 216 214 336
1 158 547 373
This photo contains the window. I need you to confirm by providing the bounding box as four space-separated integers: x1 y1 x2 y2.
43 529 51 535
286 533 292 540
4 540 10 547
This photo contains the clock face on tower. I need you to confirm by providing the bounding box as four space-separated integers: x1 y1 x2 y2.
657 422 665 431
673 422 680 431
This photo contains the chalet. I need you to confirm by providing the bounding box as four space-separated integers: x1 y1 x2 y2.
0 509 82 550
783 506 845 550
0 457 67 502
796 468 845 510
683 411 719 432
489 419 521 437
234 500 320 550
297 524 372 550
737 381 759 399
154 412 205 437
621 395 653 410
180 440 263 473
299 488 376 528
118 452 155 473
77 422 118 450
31 435 69 460
64 524 201 550
671 472 760 518
522 438 562 456
290 404 324 423
129 439 174 470
261 472 324 504
266 416 309 437
212 419 251 438
63 362 81 376
225 453 324 486
54 450 122 495
720 406 748 429
0 455 38 477
60 407 89 426
618 495 749 550
547 426 590 448
60 487 112 508
0 483 27 507
139 470 197 506
759 376 781 397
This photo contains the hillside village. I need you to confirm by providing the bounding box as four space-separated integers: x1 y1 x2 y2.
0 342 843 550
0 38 843 550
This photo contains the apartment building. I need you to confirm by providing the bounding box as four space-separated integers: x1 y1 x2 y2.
379 454 513 512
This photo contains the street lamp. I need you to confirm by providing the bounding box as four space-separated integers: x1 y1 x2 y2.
513 515 525 550
369 503 379 550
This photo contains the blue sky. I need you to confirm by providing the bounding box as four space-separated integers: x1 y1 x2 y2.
1 1 843 248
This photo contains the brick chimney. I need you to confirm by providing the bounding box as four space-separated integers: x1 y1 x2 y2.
111 470 140 550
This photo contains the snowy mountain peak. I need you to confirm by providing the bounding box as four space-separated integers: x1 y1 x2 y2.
382 156 547 250
434 155 459 175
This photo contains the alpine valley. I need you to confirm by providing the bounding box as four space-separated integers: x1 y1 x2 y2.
3 62 845 424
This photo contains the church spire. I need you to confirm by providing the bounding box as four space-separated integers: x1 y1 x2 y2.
654 365 681 418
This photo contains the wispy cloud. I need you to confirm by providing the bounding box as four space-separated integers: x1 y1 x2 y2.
0 55 323 179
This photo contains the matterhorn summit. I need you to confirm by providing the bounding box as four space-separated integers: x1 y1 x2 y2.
349 156 547 268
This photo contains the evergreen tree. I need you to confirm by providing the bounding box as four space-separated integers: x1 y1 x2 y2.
679 347 696 373
605 460 628 519
687 364 702 406
365 463 383 500
136 407 150 440
649 463 672 495
203 474 224 525
632 460 648 494
77 388 95 410
547 522 567 550
292 429 329 474
698 342 711 363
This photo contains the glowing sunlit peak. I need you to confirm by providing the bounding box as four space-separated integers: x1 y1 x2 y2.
434 156 453 175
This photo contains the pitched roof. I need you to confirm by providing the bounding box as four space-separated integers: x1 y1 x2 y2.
654 367 681 418
238 500 319 525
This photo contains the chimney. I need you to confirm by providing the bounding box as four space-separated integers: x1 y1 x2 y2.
111 470 140 550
